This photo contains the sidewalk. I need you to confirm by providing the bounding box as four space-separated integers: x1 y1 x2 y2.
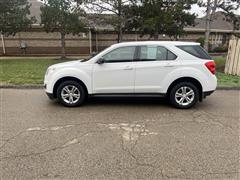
0 56 89 60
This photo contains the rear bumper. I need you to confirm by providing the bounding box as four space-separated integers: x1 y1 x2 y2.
203 90 214 98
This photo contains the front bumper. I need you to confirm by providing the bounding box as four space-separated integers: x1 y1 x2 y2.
44 84 55 99
46 92 55 100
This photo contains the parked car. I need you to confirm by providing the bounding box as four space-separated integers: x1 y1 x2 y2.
44 41 217 109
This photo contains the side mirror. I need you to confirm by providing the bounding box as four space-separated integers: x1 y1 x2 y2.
91 51 98 57
97 57 105 64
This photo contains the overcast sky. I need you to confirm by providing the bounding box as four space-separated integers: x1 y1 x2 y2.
191 4 207 17
191 3 240 18
36 0 240 18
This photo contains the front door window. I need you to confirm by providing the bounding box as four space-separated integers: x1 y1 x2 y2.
102 46 136 63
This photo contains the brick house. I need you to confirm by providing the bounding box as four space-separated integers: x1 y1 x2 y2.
0 0 239 56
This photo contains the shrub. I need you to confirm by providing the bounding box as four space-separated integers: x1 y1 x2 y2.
212 46 228 53
196 37 205 47
214 56 226 72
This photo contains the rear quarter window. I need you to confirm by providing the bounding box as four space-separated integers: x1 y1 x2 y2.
176 45 212 60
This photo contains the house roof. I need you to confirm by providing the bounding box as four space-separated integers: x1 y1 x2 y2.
185 11 238 33
195 12 234 30
29 0 239 33
85 14 115 31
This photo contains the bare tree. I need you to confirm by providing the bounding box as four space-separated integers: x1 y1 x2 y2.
204 0 211 51
200 0 240 51
41 0 86 59
82 0 137 42
202 0 217 51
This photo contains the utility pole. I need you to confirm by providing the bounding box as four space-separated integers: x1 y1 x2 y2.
204 0 218 52
204 0 211 52
89 27 92 55
1 34 6 55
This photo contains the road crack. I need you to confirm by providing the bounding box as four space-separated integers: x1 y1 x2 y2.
0 130 106 161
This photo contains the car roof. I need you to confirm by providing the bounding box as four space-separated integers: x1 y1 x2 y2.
112 41 200 47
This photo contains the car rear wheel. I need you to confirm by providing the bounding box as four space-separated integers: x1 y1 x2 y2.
169 82 199 109
57 81 86 107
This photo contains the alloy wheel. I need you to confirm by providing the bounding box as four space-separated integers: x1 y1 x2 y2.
61 85 81 104
175 86 195 106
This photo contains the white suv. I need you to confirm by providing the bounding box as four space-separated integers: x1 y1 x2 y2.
44 41 217 109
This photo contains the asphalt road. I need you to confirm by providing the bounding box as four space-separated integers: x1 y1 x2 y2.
0 89 239 180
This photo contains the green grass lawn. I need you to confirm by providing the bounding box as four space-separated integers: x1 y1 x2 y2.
216 72 240 87
0 58 239 87
213 56 240 87
0 59 67 84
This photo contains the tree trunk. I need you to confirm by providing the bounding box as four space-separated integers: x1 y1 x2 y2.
1 34 6 55
154 31 158 40
204 0 218 52
204 0 211 52
60 32 66 59
117 0 123 43
117 24 123 43
119 27 123 42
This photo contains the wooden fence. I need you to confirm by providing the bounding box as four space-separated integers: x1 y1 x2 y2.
225 38 240 76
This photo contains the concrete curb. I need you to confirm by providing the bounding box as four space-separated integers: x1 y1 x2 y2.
216 87 240 90
0 84 240 90
0 85 43 89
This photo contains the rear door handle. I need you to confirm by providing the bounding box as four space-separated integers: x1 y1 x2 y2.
124 66 133 70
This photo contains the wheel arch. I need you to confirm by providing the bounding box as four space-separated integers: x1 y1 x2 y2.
166 77 203 101
53 76 88 98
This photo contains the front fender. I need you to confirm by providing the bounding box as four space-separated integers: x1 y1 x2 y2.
46 67 92 94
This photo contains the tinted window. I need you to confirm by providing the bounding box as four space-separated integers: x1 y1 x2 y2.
176 45 211 60
156 47 168 60
140 46 177 61
102 46 136 62
167 50 178 60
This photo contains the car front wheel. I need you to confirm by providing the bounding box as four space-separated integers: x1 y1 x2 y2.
57 81 86 107
169 82 199 109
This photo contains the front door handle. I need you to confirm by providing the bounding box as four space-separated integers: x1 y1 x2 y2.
124 66 133 70
164 65 174 67
164 63 174 67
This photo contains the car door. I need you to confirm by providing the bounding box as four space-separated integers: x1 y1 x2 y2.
93 46 137 93
135 45 179 93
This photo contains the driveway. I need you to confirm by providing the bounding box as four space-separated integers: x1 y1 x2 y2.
0 89 239 179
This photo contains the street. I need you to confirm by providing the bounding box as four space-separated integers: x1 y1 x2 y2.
0 89 239 179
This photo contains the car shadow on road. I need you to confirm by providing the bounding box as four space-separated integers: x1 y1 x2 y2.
86 96 170 107
48 95 211 110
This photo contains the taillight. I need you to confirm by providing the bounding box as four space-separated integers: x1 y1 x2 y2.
205 61 216 74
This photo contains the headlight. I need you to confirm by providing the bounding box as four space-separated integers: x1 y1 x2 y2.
45 67 56 76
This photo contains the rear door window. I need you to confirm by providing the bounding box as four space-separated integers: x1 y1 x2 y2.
139 46 177 61
176 45 211 60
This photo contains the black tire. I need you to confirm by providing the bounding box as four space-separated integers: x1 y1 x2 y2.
169 82 199 109
57 80 86 107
